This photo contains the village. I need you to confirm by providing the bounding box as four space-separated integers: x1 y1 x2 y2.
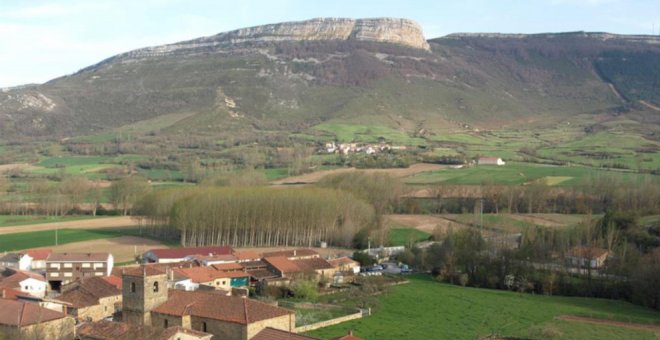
0 238 613 340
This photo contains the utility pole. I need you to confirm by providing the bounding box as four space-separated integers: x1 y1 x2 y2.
55 226 58 246
480 198 484 233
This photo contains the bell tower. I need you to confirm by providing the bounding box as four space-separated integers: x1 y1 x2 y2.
122 266 168 326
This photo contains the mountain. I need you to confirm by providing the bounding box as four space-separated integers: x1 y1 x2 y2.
0 18 659 142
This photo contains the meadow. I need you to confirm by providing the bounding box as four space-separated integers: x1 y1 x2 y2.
308 275 660 340
404 161 650 186
0 227 144 252
387 227 431 246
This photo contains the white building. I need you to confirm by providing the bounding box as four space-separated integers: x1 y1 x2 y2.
0 253 33 271
0 270 48 298
478 157 506 166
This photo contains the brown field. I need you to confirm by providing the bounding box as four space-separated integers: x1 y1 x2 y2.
271 163 448 185
48 236 168 263
0 216 141 235
556 315 660 332
386 214 469 234
0 163 35 173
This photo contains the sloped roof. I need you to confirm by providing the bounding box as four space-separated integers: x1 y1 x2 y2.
77 320 137 339
0 287 23 300
0 252 23 263
25 249 52 261
152 290 291 324
189 254 238 262
172 267 248 283
101 275 123 290
247 269 278 280
146 246 233 259
294 258 334 271
47 252 110 262
253 327 321 340
58 277 120 308
232 250 260 261
262 249 318 258
332 330 365 340
0 299 66 326
264 257 300 274
0 271 46 290
211 263 244 271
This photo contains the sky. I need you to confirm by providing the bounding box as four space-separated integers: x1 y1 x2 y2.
1 0 659 87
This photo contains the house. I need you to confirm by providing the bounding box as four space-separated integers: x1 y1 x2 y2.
232 250 261 263
172 266 249 291
188 254 239 266
263 256 335 280
57 276 122 321
328 257 361 274
121 266 296 340
0 299 75 340
77 320 214 340
143 246 234 264
567 247 610 269
25 248 52 272
477 157 506 166
46 252 114 288
0 252 33 270
0 268 48 298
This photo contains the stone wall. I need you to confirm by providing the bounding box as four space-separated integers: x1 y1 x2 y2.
294 311 363 333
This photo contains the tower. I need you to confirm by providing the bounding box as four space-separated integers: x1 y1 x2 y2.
122 266 168 326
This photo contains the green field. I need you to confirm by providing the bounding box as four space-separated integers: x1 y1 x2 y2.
0 215 105 227
0 227 140 252
404 162 651 186
314 123 426 145
388 228 431 246
308 275 660 340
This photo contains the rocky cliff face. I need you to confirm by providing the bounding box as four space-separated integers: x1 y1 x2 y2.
99 18 429 64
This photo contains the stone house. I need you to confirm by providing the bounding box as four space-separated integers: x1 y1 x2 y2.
328 257 361 274
46 252 114 288
77 320 213 340
173 266 250 291
263 256 336 281
57 276 122 321
0 299 75 340
252 327 321 340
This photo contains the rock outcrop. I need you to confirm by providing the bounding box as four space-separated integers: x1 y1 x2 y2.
97 18 429 65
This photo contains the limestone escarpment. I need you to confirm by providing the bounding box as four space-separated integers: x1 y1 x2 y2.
102 18 429 64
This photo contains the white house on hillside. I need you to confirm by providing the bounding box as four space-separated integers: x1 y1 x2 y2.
478 157 506 166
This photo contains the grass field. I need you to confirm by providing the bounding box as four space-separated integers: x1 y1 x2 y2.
404 162 651 186
313 123 426 145
0 227 144 252
388 228 431 246
308 275 660 340
0 215 104 227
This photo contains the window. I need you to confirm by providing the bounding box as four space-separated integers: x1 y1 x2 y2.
153 281 159 293
202 321 207 332
50 263 60 269
130 282 136 293
64 273 72 277
63 263 72 268
82 263 91 268
164 319 168 328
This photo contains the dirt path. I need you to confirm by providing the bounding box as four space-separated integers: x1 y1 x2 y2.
556 315 660 332
0 216 140 235
385 214 469 234
640 100 660 112
271 163 448 185
47 236 168 263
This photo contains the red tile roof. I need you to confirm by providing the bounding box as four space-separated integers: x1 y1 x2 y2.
152 290 292 324
147 246 233 259
232 250 260 261
77 320 138 339
211 263 244 272
261 249 318 259
190 254 238 262
0 299 67 326
332 330 364 340
121 265 166 277
58 277 120 308
264 257 300 274
253 327 321 340
293 258 334 271
0 287 22 300
328 257 360 267
24 249 52 261
101 275 123 290
0 271 46 290
47 252 111 262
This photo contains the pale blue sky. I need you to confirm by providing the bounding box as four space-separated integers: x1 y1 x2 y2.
1 0 659 87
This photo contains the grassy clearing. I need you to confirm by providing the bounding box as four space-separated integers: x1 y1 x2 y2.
0 227 143 252
388 228 431 246
295 307 356 327
313 123 426 145
404 162 650 186
308 275 660 340
0 215 105 227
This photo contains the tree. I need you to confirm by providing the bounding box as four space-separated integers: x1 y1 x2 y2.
110 176 151 215
352 251 376 267
291 280 318 301
59 176 91 213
